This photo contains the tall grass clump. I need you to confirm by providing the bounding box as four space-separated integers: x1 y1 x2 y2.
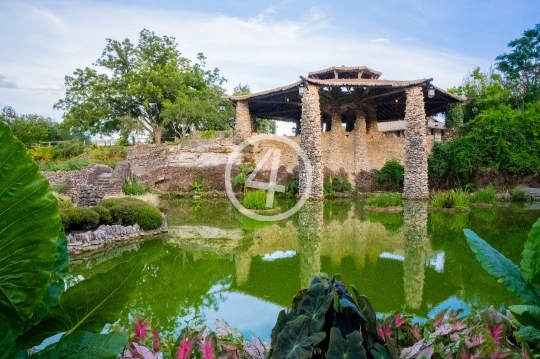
122 178 151 195
430 189 469 209
470 186 497 204
510 187 526 201
365 192 403 207
243 190 275 210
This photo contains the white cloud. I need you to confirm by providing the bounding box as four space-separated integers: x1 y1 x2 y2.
0 1 488 119
0 75 18 89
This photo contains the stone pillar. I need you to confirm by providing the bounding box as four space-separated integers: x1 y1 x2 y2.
364 104 379 134
403 200 428 310
298 202 323 288
234 101 252 139
403 86 429 199
299 84 324 199
354 109 369 172
235 253 252 287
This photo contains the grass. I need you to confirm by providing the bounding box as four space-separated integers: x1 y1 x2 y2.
365 193 403 207
470 186 497 204
510 187 526 201
33 144 127 172
243 190 276 210
430 189 469 209
122 178 152 195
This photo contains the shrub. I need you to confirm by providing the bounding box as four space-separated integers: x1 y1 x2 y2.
284 178 299 197
470 186 497 204
372 159 404 190
430 189 469 208
51 183 67 194
122 178 151 195
100 197 163 230
510 187 526 201
243 190 275 210
365 192 403 207
91 205 113 224
324 175 353 195
28 146 53 162
60 206 100 230
52 140 84 160
201 130 216 139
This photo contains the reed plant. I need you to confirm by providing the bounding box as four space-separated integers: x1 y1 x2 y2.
430 189 469 209
365 192 403 207
243 190 275 210
470 186 497 204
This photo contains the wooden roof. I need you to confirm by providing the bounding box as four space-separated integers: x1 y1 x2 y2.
226 66 465 123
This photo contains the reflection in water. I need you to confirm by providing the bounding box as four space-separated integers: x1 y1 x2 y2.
403 201 429 310
298 202 324 288
67 200 539 342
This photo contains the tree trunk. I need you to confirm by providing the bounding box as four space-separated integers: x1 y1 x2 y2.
153 128 162 144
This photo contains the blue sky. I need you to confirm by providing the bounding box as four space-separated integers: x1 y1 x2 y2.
0 0 539 121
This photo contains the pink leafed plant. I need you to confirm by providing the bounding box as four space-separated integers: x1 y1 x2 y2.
135 316 150 341
199 337 216 359
176 335 196 359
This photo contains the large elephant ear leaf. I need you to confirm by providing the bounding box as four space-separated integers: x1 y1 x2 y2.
521 218 540 285
464 229 537 304
326 328 366 359
509 305 540 328
0 121 61 321
18 259 143 348
36 331 127 359
272 315 325 359
297 283 334 333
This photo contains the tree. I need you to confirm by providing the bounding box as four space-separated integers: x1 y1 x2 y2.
55 29 231 143
496 23 540 102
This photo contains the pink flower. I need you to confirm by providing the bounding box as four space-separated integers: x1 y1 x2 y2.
177 335 195 359
135 317 150 341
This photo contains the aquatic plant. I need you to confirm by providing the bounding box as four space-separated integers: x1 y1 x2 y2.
243 190 275 210
365 192 403 207
470 186 497 204
465 218 540 343
430 190 468 209
268 274 391 359
510 187 526 201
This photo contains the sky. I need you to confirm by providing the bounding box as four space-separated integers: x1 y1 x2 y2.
0 0 539 125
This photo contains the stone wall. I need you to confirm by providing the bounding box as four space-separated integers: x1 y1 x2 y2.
42 162 132 206
67 218 168 255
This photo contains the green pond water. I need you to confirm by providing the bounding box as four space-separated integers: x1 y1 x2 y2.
68 199 540 342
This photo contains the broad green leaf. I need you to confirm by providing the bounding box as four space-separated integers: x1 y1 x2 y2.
369 343 393 359
326 328 366 359
464 229 537 304
521 218 540 285
515 325 540 341
351 286 377 338
19 259 142 348
36 331 127 359
0 121 61 321
272 315 325 359
297 283 334 333
0 312 24 359
509 305 540 328
270 309 297 347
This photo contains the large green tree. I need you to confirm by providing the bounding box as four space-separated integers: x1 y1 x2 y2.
55 29 230 143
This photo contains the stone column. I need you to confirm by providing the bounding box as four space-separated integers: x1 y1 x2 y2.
234 101 252 139
364 104 379 134
403 200 428 310
299 84 324 199
354 109 369 172
403 86 429 199
298 202 323 288
235 253 252 287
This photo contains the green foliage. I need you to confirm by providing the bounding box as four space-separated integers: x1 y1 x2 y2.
233 163 253 193
510 187 527 201
0 121 62 322
200 130 216 139
55 29 230 143
190 180 202 194
91 205 113 224
51 140 85 160
8 114 68 146
372 160 404 190
37 331 128 359
324 175 353 195
256 118 277 134
60 206 100 230
283 178 299 197
243 190 275 210
465 218 540 342
429 190 469 209
51 183 67 194
122 178 151 195
470 186 497 204
365 193 403 208
268 274 389 359
101 197 163 230
33 144 127 172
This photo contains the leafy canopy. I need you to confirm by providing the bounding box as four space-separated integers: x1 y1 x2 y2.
55 29 231 143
